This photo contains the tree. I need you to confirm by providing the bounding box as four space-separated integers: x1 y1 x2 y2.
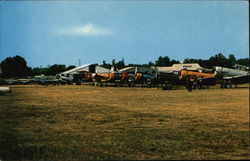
228 54 236 67
112 59 116 66
155 56 171 66
0 55 32 78
32 67 49 76
183 58 207 67
208 53 231 68
46 64 66 76
148 61 155 67
183 58 197 64
236 58 249 67
65 65 76 71
170 59 180 66
102 60 107 67
100 60 112 69
116 58 125 70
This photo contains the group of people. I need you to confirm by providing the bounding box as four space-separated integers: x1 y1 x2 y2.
185 75 204 92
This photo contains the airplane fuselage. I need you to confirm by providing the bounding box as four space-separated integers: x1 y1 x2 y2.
214 67 249 78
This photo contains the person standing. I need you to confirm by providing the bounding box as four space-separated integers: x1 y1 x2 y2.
193 75 198 90
198 76 204 89
186 77 193 92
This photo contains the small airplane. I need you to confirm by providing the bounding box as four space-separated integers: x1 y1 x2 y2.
92 66 129 86
60 64 111 85
179 69 217 88
72 71 93 85
92 66 157 87
214 66 249 88
119 66 157 87
157 70 182 84
93 71 122 84
155 63 206 89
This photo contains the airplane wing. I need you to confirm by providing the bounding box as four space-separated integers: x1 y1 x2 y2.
222 74 250 84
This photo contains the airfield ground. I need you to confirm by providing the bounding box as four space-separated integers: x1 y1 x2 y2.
0 84 249 160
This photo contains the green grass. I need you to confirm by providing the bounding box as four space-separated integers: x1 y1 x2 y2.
0 85 249 160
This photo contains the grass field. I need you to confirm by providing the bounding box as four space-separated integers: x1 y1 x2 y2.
0 84 249 160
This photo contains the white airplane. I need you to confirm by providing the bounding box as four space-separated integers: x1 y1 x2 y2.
214 66 249 88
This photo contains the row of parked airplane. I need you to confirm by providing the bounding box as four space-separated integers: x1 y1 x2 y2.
1 63 248 90
59 63 249 89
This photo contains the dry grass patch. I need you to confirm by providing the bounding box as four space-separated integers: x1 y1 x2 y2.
0 85 249 160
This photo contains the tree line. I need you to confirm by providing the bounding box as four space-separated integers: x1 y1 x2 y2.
0 53 249 78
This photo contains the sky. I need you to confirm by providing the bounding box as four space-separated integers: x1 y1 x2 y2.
0 0 249 68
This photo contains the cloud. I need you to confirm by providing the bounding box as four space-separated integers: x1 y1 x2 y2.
57 24 114 36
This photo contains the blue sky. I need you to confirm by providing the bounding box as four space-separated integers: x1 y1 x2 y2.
0 1 249 68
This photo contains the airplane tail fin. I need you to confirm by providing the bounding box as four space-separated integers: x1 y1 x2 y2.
135 66 138 74
111 66 115 72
